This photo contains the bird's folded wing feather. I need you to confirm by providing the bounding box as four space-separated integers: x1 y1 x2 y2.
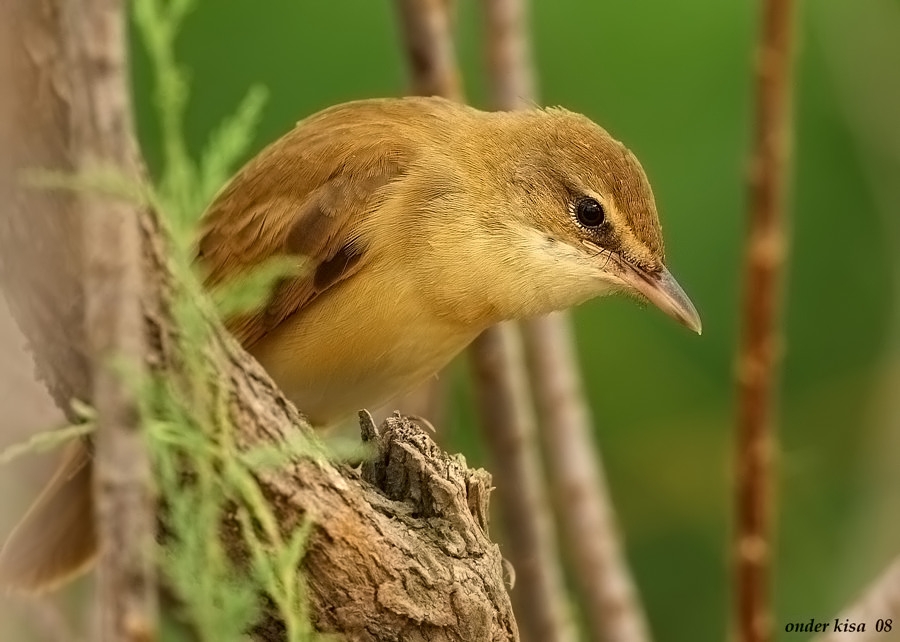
197 101 419 348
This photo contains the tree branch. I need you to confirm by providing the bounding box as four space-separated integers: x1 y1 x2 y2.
734 0 797 640
482 0 534 111
470 324 574 642
61 0 157 637
393 0 463 101
524 315 652 642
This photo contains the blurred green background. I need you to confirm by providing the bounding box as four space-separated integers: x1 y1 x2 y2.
130 1 900 639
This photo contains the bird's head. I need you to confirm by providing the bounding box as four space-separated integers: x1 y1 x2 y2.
442 106 702 334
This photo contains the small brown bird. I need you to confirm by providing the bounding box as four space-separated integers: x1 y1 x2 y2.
0 96 700 593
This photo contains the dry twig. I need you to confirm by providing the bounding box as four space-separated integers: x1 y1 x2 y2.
470 323 574 642
734 0 797 640
482 0 535 111
525 316 652 642
393 0 463 101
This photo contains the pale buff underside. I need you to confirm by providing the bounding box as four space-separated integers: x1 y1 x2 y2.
248 257 481 427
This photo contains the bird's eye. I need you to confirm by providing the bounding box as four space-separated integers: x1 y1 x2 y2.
575 197 605 228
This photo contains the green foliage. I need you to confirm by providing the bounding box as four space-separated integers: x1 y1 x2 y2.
133 0 267 238
210 256 307 320
132 1 324 640
21 167 147 204
0 418 94 465
198 86 269 208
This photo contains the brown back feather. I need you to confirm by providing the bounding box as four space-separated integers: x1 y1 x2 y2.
196 98 462 347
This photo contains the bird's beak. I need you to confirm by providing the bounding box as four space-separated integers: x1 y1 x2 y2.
618 263 702 334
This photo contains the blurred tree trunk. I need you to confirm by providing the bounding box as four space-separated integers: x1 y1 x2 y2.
0 1 517 640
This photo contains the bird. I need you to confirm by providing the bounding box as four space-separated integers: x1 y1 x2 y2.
0 95 700 593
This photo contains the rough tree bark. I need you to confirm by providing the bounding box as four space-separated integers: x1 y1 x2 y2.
0 1 518 641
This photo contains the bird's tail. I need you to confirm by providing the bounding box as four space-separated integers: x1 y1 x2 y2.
0 440 96 594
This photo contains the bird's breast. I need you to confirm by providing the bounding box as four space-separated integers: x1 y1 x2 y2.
248 265 478 427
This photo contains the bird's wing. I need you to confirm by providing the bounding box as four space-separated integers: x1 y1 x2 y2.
197 100 420 348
